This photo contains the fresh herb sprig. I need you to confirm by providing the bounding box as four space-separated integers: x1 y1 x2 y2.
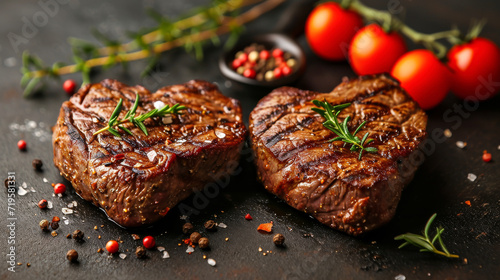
312 100 377 160
395 213 459 258
93 93 186 137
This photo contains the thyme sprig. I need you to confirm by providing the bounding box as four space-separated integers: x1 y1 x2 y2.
312 100 377 160
20 0 285 97
395 213 459 258
93 93 186 137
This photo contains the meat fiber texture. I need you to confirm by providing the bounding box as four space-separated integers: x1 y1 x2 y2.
249 75 427 235
53 79 247 227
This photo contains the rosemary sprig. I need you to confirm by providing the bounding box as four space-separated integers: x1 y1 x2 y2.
20 0 285 97
311 100 377 160
93 93 186 137
395 213 459 258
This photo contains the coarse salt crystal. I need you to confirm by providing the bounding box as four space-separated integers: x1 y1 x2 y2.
395 275 406 280
444 129 452 138
68 203 74 208
207 258 216 266
215 131 226 139
217 222 227 229
157 246 165 252
30 187 36 192
180 215 188 220
64 220 70 225
119 253 127 259
456 141 466 149
17 187 28 196
22 182 27 188
62 208 74 215
72 201 78 207
154 101 165 109
467 173 477 182
147 150 157 162
57 193 63 198
186 246 195 253
47 201 53 209
43 178 48 183
28 121 37 128
162 251 170 259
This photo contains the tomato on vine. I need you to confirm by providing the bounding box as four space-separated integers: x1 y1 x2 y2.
447 37 500 100
391 49 451 110
305 2 363 61
349 24 407 75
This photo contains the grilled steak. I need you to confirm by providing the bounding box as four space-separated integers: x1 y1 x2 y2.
53 79 246 227
249 74 427 235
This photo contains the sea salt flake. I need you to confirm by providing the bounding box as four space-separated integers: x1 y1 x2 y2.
162 251 170 259
62 208 74 214
64 220 70 225
467 173 477 182
47 201 53 209
215 131 226 139
444 129 452 138
456 141 466 149
180 215 188 220
68 202 74 208
157 246 165 252
72 201 78 207
22 182 27 188
395 275 406 280
17 187 28 196
186 246 195 253
57 193 63 198
43 178 48 183
154 101 165 109
217 222 227 229
147 150 157 162
119 253 127 259
27 120 37 128
30 187 36 192
207 258 216 266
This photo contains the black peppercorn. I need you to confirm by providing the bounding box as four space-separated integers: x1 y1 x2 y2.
190 232 201 244
198 237 210 249
273 233 285 246
66 249 78 262
39 219 49 231
32 159 43 171
51 221 59 230
204 220 217 231
135 246 146 259
182 223 194 235
72 229 84 241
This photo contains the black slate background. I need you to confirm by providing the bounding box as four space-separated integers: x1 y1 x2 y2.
1 0 499 279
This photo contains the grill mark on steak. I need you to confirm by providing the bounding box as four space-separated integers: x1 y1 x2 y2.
53 79 246 227
249 74 427 235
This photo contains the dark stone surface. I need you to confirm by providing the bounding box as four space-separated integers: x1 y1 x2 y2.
0 0 499 279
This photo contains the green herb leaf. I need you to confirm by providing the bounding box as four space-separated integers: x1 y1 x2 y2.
312 100 377 160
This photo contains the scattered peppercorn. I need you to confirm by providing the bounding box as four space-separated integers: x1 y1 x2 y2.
66 233 72 239
131 234 140 240
182 223 194 235
483 150 492 162
204 220 217 231
26 263 31 267
106 240 119 253
67 249 78 262
54 183 66 195
97 248 104 254
32 159 43 171
38 199 48 209
273 233 285 246
190 232 202 244
17 140 27 151
198 237 210 249
72 229 84 241
51 231 58 237
135 246 147 259
51 221 59 230
142 236 156 249
39 219 49 231
63 79 77 95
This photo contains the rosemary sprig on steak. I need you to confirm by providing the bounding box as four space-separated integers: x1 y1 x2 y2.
94 93 186 137
395 213 459 258
312 100 377 160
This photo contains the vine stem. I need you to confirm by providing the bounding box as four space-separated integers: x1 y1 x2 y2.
27 0 285 79
349 0 460 58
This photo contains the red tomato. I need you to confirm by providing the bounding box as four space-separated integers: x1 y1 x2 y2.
391 49 450 110
349 24 407 75
447 37 500 100
142 236 156 249
305 2 363 61
106 240 119 253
